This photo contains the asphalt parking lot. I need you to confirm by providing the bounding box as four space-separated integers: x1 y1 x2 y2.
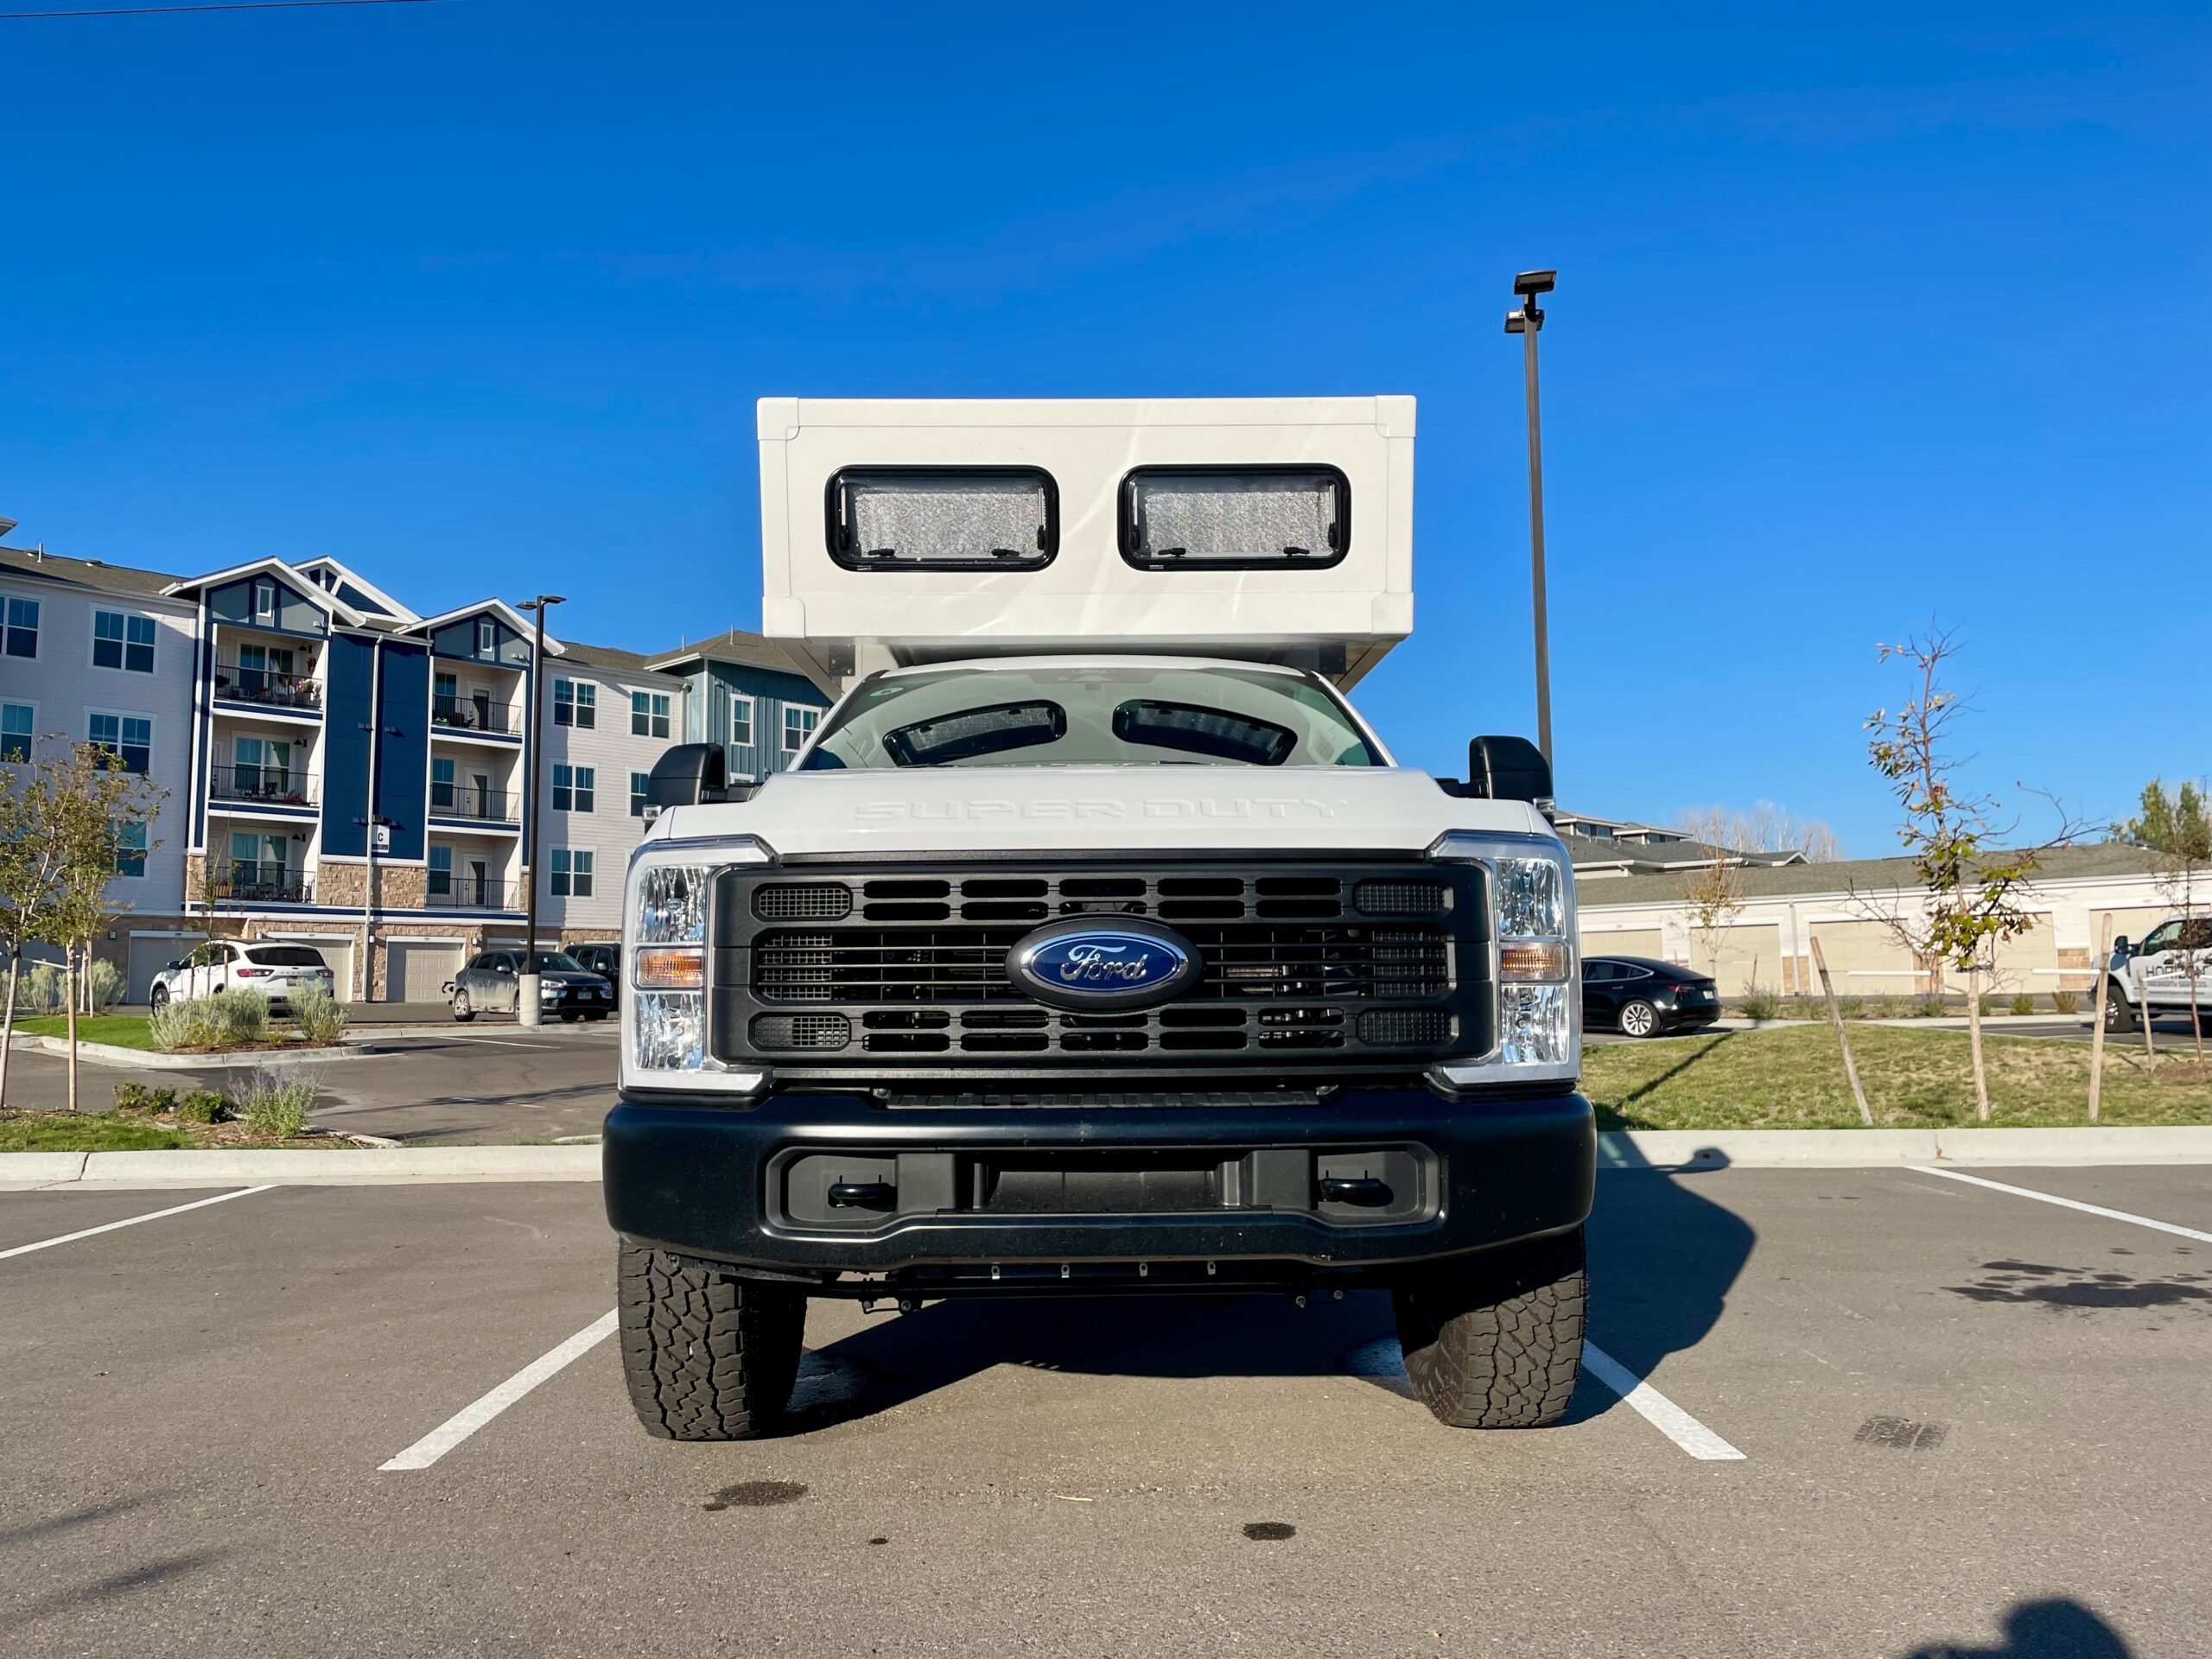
3 1162 2205 1656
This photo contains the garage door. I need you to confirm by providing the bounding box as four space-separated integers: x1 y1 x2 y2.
127 934 202 1004
1808 920 1925 994
386 940 464 1004
1581 925 1664 962
1688 924 1783 997
1988 915 2059 999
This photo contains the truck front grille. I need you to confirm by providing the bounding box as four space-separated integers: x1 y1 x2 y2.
713 860 1490 1079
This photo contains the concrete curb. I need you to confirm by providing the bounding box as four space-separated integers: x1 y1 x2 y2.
5 1034 365 1071
0 1145 603 1189
3 1128 2209 1190
1601 1126 2212 1169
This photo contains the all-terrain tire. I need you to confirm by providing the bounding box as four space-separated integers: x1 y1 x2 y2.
2102 983 2137 1034
617 1243 807 1441
1392 1229 1587 1428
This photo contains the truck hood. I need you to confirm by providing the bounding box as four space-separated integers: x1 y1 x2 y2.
644 767 1555 859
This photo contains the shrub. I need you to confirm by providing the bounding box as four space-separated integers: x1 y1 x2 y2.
87 958 124 1012
1911 996 1945 1018
22 963 66 1016
150 997 215 1051
238 1068 315 1139
209 988 269 1047
176 1089 232 1124
1737 988 1782 1022
1872 995 1904 1018
1976 995 1993 1016
288 984 348 1046
112 1082 179 1116
2052 989 2080 1015
2009 993 2036 1016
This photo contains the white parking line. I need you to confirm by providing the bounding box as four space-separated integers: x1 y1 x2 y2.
379 1309 618 1471
1910 1166 2212 1243
1581 1342 1746 1461
432 1035 561 1049
0 1185 274 1262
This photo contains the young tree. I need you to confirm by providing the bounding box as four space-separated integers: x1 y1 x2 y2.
2123 779 2210 1061
25 741 166 1112
1678 837 1745 989
0 753 61 1114
1861 630 2074 1122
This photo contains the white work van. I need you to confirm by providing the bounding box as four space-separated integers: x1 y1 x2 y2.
601 398 1592 1442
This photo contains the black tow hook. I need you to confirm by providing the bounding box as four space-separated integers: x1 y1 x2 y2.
828 1180 897 1210
1316 1176 1392 1207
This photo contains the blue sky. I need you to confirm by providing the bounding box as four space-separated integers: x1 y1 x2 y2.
2 1 2203 853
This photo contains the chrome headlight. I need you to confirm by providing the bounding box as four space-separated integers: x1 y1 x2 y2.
1425 831 1579 1089
618 835 774 1095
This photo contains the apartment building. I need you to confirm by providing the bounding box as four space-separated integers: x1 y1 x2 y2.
0 538 829 1001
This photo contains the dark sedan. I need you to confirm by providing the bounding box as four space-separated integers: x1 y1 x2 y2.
445 950 614 1022
1582 955 1721 1038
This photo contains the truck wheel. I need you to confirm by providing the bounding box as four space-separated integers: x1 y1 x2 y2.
2102 985 2137 1034
1391 1230 1586 1429
617 1243 807 1441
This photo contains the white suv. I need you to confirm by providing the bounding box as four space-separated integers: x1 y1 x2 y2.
149 941 337 1014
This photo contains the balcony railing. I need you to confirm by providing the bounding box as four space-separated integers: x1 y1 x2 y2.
213 660 321 710
432 695 518 735
205 863 312 906
427 876 521 909
208 765 318 808
429 784 521 823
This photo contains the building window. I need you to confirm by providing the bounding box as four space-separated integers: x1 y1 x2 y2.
550 848 594 899
430 756 455 812
93 611 157 673
552 764 594 812
729 695 753 747
252 579 276 624
783 704 818 754
1 702 31 763
428 845 453 897
3 597 37 658
111 820 148 878
476 619 496 658
631 691 670 739
553 679 596 728
630 771 651 817
89 713 152 775
232 735 292 798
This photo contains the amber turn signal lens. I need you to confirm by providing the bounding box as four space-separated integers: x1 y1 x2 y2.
1499 942 1567 982
633 945 704 990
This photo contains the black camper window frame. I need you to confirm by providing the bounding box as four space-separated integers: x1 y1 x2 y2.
1117 464 1351 572
825 466 1059 573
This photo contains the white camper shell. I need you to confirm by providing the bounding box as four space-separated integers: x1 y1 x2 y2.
756 397 1414 692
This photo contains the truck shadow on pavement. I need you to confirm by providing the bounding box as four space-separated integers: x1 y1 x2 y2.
776 1146 1757 1437
1901 1596 2133 1658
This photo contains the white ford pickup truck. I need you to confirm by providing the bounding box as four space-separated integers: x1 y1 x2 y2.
602 397 1593 1441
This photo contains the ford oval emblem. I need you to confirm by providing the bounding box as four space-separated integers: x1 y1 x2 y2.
1007 919 1200 1011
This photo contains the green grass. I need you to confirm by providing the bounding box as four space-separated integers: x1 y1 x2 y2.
0 1114 193 1152
11 1015 159 1050
1585 1024 2212 1130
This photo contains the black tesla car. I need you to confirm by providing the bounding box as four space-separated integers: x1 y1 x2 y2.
1581 955 1721 1038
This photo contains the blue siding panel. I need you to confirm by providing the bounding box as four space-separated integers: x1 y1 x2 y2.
374 641 430 863
321 633 376 857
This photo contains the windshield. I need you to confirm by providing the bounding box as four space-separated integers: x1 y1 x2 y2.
798 664 1384 771
532 952 586 973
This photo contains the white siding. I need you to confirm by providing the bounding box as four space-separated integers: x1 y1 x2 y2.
0 575 198 916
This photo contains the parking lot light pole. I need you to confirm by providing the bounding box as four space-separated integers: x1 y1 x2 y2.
516 594 565 1027
1504 268 1556 769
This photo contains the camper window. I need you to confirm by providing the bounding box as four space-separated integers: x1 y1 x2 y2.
1120 465 1349 570
827 467 1057 571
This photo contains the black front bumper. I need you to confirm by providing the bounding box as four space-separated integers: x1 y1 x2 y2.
602 1087 1595 1294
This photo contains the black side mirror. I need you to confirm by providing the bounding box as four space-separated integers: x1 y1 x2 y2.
2113 936 2131 956
644 743 756 812
165 960 184 972
1464 735 1554 809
